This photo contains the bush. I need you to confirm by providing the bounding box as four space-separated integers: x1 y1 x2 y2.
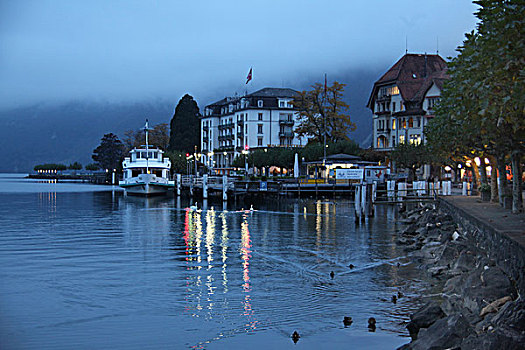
34 163 67 171
85 163 100 171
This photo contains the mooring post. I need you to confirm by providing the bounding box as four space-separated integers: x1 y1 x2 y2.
176 174 181 196
367 183 375 217
203 174 208 199
222 175 228 201
361 183 367 222
355 184 361 224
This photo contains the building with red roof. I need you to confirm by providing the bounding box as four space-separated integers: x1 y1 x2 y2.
367 53 448 150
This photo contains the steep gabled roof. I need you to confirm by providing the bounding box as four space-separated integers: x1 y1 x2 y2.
367 53 448 109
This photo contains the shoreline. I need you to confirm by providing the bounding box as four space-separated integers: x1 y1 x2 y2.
395 198 525 349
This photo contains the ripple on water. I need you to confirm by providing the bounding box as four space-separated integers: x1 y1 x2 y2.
0 188 433 349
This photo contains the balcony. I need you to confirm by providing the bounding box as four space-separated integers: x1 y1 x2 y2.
218 123 234 130
217 146 234 152
376 128 391 134
279 131 294 138
279 120 294 126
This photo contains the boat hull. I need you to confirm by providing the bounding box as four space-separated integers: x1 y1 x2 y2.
119 174 173 196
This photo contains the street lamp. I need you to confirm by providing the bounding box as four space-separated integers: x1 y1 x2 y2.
242 146 249 178
208 151 214 171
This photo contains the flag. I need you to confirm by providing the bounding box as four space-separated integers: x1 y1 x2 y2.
246 68 252 84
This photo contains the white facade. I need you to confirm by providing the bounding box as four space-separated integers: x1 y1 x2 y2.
200 88 307 169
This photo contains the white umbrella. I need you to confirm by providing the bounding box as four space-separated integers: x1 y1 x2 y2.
294 153 299 178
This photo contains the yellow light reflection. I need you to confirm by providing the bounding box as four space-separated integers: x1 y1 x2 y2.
316 200 322 248
240 215 253 316
220 212 229 293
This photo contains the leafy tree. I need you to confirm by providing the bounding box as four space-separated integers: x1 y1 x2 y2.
165 150 190 174
92 133 125 171
123 123 170 151
426 0 524 212
168 94 201 153
85 163 100 171
360 149 386 163
68 162 82 170
232 154 247 169
34 163 67 171
391 143 429 181
292 81 356 143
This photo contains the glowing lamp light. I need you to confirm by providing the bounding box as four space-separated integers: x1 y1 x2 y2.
444 166 452 171
474 157 481 167
458 164 462 169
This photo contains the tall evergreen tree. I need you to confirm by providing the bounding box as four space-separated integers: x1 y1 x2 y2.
168 94 201 153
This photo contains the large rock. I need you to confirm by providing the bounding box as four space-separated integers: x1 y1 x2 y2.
461 330 525 350
409 314 473 350
406 301 446 339
490 299 525 334
452 250 477 272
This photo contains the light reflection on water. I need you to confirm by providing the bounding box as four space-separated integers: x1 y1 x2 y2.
0 175 433 350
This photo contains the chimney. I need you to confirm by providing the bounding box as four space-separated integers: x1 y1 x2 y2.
424 53 428 78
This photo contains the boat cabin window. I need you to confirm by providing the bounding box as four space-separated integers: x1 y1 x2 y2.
136 151 157 159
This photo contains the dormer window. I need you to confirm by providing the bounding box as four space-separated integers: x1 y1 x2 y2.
279 101 285 108
258 100 263 107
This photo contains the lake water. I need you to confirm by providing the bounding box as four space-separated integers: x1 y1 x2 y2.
0 174 431 349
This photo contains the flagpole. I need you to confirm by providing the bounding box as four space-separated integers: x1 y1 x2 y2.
144 119 150 174
323 73 327 179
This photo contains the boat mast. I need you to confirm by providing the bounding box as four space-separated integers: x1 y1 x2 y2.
144 119 149 174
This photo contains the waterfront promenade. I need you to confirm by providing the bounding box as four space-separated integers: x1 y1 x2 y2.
441 195 525 248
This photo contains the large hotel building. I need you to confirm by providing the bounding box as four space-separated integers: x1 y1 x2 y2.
200 87 306 170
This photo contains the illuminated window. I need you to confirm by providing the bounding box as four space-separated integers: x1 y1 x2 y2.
409 134 421 145
391 86 399 95
400 101 404 110
376 136 388 148
408 117 413 128
399 135 405 144
392 119 396 130
403 119 407 128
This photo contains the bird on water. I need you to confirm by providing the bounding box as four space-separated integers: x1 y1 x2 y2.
291 331 300 343
368 317 376 331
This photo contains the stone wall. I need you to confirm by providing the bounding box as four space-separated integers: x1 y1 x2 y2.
395 201 525 350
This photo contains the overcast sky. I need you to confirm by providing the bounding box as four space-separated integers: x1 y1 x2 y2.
0 0 478 110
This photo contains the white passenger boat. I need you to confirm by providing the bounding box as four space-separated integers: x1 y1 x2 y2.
119 120 174 195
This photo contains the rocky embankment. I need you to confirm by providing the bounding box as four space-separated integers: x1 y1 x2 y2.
395 204 525 350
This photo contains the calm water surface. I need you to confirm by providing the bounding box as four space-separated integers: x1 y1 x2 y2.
0 174 431 349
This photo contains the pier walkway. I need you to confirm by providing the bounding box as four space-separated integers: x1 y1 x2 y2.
440 196 525 248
